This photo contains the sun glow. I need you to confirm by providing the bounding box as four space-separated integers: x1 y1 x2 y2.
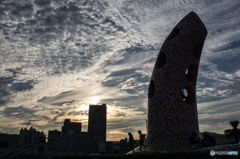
76 104 89 111
90 96 100 105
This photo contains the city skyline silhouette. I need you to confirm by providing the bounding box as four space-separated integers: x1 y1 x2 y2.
0 0 239 142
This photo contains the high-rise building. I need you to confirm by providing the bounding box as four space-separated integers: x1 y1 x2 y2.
61 119 82 137
88 104 107 142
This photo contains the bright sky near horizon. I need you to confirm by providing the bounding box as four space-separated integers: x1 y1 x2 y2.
0 0 240 141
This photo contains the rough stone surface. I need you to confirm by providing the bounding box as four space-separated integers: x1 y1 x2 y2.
146 11 207 151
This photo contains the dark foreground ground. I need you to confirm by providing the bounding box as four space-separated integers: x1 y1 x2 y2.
13 151 238 159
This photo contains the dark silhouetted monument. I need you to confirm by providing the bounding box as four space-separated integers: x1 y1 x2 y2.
146 11 207 151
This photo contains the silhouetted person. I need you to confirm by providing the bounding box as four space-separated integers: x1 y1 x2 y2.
224 120 240 143
202 133 216 147
128 132 135 153
138 130 146 151
114 143 120 154
189 131 202 150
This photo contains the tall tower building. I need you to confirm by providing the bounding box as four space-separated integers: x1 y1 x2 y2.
88 104 107 142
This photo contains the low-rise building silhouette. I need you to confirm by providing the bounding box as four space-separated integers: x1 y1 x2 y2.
61 119 82 138
0 134 19 147
19 127 46 146
46 104 107 154
48 129 61 144
58 131 101 153
55 119 104 153
119 138 131 152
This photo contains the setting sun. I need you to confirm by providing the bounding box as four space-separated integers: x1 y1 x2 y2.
90 96 100 105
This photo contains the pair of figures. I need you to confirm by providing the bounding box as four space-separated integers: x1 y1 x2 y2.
128 130 146 152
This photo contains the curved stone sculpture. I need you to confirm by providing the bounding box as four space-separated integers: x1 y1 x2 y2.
146 11 207 151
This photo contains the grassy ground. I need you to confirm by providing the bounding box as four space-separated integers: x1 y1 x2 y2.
14 151 236 159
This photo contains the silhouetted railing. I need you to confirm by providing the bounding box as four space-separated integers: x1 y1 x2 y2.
0 136 133 158
0 137 50 159
0 142 23 154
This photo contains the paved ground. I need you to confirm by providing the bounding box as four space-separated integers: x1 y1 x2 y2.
126 143 240 154
200 143 239 151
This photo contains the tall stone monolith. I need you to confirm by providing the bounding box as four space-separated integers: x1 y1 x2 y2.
146 11 207 151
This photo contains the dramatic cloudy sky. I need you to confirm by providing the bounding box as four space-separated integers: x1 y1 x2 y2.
0 0 239 141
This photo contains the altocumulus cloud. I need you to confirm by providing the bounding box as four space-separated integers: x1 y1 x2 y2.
0 0 240 140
